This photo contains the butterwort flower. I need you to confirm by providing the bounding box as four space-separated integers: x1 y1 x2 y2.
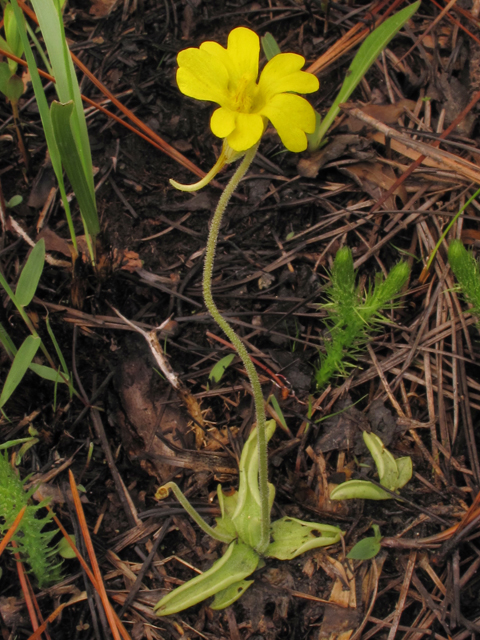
177 27 319 153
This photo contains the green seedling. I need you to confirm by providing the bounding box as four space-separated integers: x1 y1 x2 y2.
307 2 420 151
9 0 99 260
154 422 343 615
330 432 412 500
0 447 62 587
208 354 235 385
448 240 480 322
347 524 382 560
0 3 28 166
315 246 410 389
0 239 73 409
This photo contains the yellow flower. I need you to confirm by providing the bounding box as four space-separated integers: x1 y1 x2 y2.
176 27 319 153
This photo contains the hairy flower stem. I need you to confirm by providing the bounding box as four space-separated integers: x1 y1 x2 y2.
202 142 270 554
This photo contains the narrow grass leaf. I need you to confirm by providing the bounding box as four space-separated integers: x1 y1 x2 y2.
268 394 288 431
30 0 95 194
15 238 45 307
45 316 70 376
0 335 41 408
9 0 77 250
308 1 420 150
51 101 100 236
29 363 68 383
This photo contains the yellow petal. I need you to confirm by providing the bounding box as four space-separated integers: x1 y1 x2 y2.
258 53 319 100
227 113 264 152
201 41 236 81
211 107 236 138
261 94 316 152
226 27 260 84
177 48 229 105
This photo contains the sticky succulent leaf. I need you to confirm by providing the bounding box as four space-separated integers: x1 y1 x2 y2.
330 479 392 501
363 432 399 491
154 541 259 616
231 421 276 549
214 486 238 540
210 579 255 610
266 516 343 560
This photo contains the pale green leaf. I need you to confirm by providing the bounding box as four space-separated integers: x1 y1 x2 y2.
154 541 259 616
210 579 255 610
58 535 77 559
15 239 45 307
266 516 343 560
347 536 381 560
330 479 392 501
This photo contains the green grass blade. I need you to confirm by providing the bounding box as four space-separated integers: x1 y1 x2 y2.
45 316 69 376
308 1 420 150
15 239 45 307
0 335 41 408
9 0 77 251
51 100 100 236
28 363 68 383
30 0 95 195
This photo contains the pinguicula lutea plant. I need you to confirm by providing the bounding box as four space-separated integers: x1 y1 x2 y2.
154 6 421 615
154 27 344 616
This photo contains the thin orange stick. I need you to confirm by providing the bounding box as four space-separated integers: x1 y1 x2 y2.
26 593 87 640
68 470 122 640
12 541 41 637
0 505 26 558
39 499 132 640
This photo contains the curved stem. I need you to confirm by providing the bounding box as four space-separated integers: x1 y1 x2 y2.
161 482 234 543
203 142 270 554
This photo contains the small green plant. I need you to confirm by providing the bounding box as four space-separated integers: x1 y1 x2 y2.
330 432 412 501
314 247 410 389
0 239 73 410
155 422 343 615
448 240 480 322
0 444 62 587
9 0 100 260
347 524 383 560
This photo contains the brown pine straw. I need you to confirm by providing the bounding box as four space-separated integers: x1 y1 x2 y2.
68 470 130 640
11 540 41 638
35 488 132 640
0 505 26 557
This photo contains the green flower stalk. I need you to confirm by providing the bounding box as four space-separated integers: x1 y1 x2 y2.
315 247 410 389
0 453 62 588
448 239 480 322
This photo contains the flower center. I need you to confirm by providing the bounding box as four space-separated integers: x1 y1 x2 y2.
230 73 258 113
